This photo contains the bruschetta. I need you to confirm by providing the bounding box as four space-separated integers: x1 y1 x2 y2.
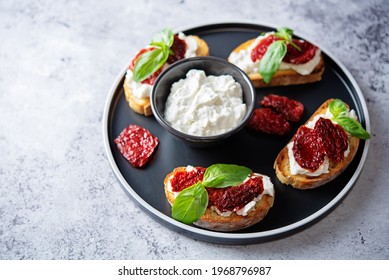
124 30 209 116
228 27 324 88
164 165 275 232
274 98 370 189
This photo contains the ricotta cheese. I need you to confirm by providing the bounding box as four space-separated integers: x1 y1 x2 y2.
228 33 322 76
125 33 199 99
164 69 246 136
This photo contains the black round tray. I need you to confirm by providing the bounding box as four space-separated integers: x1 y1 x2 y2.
103 22 370 245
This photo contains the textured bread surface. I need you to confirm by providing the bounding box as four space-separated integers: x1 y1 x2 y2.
164 167 274 232
274 99 360 189
123 81 152 116
124 36 209 116
229 38 325 88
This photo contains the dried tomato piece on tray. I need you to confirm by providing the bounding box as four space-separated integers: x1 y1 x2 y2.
247 108 291 135
114 124 159 168
260 94 304 122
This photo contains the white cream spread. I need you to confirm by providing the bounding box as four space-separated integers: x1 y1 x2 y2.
228 32 322 76
178 32 198 58
167 166 275 217
125 33 199 99
288 108 357 177
164 69 246 136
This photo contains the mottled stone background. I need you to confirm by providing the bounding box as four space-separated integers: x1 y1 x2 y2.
0 0 388 259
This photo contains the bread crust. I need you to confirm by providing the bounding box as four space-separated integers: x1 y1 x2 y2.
124 36 209 116
229 38 325 88
274 99 360 189
123 81 152 116
164 167 274 232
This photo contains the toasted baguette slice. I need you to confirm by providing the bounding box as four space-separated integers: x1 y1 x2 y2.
124 36 209 116
123 81 152 116
192 35 209 56
229 38 325 88
164 167 274 232
274 99 360 189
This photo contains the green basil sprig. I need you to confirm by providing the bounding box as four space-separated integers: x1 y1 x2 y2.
172 182 208 224
329 98 348 116
203 164 252 188
259 41 287 85
259 27 300 84
171 164 252 224
132 28 174 83
329 99 370 140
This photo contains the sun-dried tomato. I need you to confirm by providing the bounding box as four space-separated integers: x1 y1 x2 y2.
207 175 264 212
293 118 349 171
247 108 291 135
293 126 325 171
314 118 348 162
283 40 318 64
114 124 159 168
167 35 187 64
250 35 277 62
169 167 206 192
260 94 304 122
251 35 317 64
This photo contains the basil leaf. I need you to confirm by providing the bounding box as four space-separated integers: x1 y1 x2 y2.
203 164 252 188
275 27 301 51
275 27 293 41
132 47 169 83
152 28 174 47
335 116 371 140
171 183 208 224
150 41 166 48
259 40 287 84
329 99 348 117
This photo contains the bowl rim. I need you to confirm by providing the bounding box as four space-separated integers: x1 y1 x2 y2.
150 56 256 141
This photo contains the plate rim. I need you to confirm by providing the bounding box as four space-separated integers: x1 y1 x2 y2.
102 21 370 244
